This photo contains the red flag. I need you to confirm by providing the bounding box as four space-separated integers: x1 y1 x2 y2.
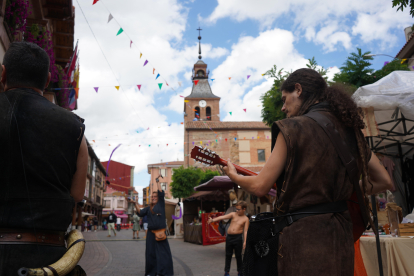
243 109 246 112
225 138 228 142
137 85 141 91
93 0 99 4
194 80 199 85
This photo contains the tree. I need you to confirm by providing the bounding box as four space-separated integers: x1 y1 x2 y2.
392 0 414 17
333 48 374 88
170 166 219 199
371 59 411 80
260 58 328 126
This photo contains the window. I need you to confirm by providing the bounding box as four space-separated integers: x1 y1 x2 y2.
258 149 266 162
160 169 167 177
206 107 211 120
161 183 167 191
117 200 124 208
197 70 204 76
195 106 200 120
104 200 111 208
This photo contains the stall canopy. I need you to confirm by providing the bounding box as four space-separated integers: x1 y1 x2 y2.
194 176 236 191
352 71 414 157
194 176 277 197
185 190 229 201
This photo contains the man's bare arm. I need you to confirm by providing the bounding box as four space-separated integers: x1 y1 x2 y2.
365 153 393 194
70 136 88 202
243 217 250 249
207 213 234 224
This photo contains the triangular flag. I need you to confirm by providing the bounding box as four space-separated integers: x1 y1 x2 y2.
235 138 237 141
158 83 163 90
192 142 195 145
153 68 155 74
401 59 407 64
180 95 184 97
166 82 169 86
147 127 149 130
225 138 227 142
167 144 168 146
178 82 182 87
168 124 171 126
211 79 215 81
143 60 148 66
200 141 203 145
74 88 79 98
261 74 265 76
184 100 189 102
94 87 99 93
180 122 184 124
229 112 232 115
107 13 113 23
115 86 120 90
229 77 231 80
247 75 251 79
243 108 246 112
156 73 160 79
194 80 199 85
130 40 133 48
140 53 142 58
108 144 111 146
93 140 95 143
137 85 141 91
149 145 151 147
93 0 99 5
215 139 217 143
116 28 123 36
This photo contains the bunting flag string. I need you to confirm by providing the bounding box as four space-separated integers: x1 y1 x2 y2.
94 87 99 93
116 28 123 36
158 83 163 90
243 109 246 112
143 60 148 66
137 85 141 91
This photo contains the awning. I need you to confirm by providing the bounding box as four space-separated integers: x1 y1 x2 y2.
184 190 229 201
194 176 276 197
194 176 236 191
81 212 94 217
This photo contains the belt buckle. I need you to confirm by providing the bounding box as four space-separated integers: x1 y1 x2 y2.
286 215 293 225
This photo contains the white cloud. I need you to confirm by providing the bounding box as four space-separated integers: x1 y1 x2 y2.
204 0 412 51
209 28 308 120
326 66 341 81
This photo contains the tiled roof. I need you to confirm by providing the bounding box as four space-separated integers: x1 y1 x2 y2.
147 161 184 167
185 121 270 130
396 33 414 58
185 79 219 99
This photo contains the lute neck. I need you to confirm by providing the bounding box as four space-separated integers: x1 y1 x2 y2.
217 158 258 176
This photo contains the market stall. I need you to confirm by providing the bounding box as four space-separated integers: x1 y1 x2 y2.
352 71 414 275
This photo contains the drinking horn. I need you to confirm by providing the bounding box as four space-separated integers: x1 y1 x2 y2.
17 230 86 276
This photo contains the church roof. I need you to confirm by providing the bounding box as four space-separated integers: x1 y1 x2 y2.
185 79 219 99
185 121 270 130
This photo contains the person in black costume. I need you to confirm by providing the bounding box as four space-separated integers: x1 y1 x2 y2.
0 42 88 275
129 181 174 276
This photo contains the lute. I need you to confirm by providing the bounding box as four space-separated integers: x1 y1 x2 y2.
190 145 364 242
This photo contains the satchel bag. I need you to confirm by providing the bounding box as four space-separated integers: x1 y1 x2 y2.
151 228 167 241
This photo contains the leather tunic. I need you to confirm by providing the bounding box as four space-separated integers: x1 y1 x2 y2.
0 88 85 232
271 103 369 276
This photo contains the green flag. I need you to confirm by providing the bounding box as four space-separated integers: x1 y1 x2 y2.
229 112 232 115
158 83 163 90
116 28 123 36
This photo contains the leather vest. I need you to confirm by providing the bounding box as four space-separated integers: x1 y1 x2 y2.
0 88 85 231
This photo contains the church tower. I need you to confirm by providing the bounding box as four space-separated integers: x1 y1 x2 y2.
184 28 220 122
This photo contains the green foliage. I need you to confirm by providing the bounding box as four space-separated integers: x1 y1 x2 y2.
199 170 220 185
372 59 411 80
392 0 414 17
170 167 219 199
333 48 374 87
260 58 328 126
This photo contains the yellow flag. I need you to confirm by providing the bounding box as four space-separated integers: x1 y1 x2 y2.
184 100 189 102
261 74 265 76
401 59 407 64
200 141 203 145
115 86 120 90
140 53 142 58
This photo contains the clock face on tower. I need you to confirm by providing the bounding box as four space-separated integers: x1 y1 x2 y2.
199 100 207 107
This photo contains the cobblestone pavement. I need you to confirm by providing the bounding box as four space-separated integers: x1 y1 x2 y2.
78 229 240 276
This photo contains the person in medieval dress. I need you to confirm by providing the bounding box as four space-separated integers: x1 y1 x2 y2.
129 182 174 276
222 68 393 275
0 42 88 274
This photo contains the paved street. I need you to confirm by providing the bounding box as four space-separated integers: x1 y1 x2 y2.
78 229 240 276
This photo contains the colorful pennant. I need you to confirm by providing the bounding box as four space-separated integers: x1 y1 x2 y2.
247 75 250 79
93 0 99 5
194 80 199 85
108 13 113 23
140 53 142 58
158 83 163 90
243 109 246 112
143 60 148 66
137 85 141 91
229 112 232 115
130 40 133 48
228 77 231 80
156 73 160 79
115 86 120 90
116 28 123 36
94 87 99 93
153 68 155 74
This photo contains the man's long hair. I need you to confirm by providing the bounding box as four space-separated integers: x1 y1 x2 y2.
281 68 372 208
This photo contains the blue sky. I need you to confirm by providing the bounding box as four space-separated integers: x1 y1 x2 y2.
73 0 413 203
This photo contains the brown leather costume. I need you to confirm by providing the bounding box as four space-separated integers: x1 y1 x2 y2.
272 104 371 275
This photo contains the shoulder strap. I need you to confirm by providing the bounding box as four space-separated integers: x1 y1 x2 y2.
304 111 371 230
